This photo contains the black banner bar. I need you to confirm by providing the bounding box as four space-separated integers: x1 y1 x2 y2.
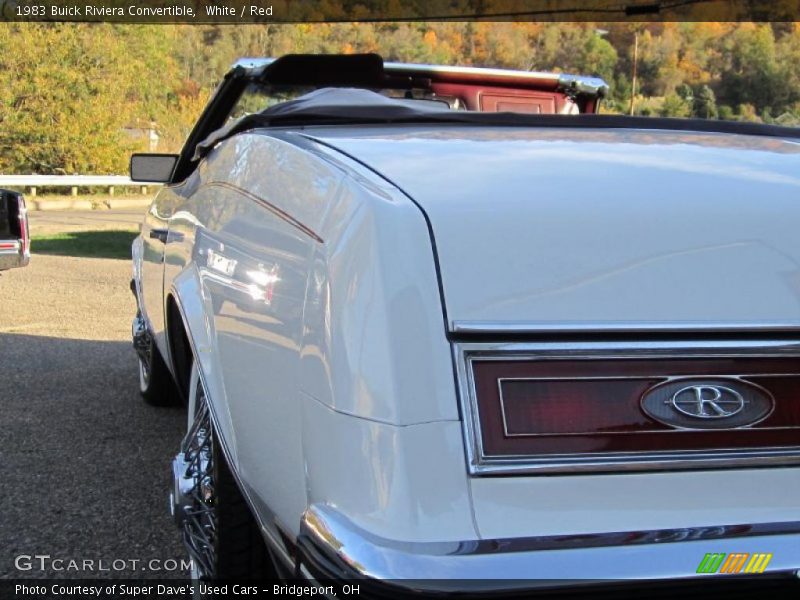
3 578 799 600
1 0 799 24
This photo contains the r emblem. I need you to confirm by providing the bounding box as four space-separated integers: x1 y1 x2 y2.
670 385 745 419
640 379 773 430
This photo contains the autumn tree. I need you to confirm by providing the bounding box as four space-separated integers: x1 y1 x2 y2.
3 21 800 176
0 24 141 174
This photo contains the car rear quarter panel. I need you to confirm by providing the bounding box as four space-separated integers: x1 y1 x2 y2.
164 132 467 543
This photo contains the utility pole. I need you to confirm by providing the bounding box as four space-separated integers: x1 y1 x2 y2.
629 30 639 115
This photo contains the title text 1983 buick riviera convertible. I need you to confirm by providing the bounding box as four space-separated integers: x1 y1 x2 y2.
130 54 800 593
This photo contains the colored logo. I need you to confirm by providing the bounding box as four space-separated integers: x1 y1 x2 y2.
696 552 773 574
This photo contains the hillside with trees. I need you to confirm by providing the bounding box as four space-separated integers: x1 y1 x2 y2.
2 22 799 175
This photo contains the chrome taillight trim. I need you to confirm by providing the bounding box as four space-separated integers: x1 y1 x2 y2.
0 240 20 253
452 320 800 333
453 339 800 475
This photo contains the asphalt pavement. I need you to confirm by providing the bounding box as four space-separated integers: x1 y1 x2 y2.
0 210 188 578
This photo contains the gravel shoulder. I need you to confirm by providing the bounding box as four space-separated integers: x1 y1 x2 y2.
0 212 188 578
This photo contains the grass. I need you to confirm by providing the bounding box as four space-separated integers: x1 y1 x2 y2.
33 230 138 260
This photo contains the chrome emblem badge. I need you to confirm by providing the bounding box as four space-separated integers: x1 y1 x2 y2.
640 379 773 430
670 385 745 419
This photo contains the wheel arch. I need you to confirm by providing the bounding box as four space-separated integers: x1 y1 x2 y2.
165 293 192 402
167 265 236 465
164 266 205 385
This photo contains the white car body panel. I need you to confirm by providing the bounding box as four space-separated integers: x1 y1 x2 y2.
302 395 477 542
470 468 800 538
135 121 800 583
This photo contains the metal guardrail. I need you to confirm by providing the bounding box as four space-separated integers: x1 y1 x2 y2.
0 175 160 196
0 175 135 186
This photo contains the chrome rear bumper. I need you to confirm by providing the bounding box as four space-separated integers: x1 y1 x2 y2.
296 504 800 594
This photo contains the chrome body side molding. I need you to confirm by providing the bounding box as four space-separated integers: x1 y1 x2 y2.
452 320 800 334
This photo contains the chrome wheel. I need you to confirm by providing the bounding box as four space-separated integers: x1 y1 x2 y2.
175 376 217 580
137 349 151 391
171 364 277 581
132 312 152 393
132 311 181 406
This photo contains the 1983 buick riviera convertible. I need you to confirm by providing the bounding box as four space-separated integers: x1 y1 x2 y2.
130 54 800 592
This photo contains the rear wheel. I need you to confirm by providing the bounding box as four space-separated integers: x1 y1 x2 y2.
175 364 277 580
136 330 181 407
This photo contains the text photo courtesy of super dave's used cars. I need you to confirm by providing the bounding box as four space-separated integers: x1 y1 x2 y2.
121 50 800 595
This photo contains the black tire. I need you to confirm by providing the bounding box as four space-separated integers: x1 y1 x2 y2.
212 437 276 579
182 365 278 581
138 338 181 407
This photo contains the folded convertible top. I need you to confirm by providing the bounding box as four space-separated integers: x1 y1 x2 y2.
193 88 452 160
193 87 800 161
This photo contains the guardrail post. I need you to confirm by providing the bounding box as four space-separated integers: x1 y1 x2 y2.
29 187 37 197
109 186 115 196
71 186 78 197
141 186 148 195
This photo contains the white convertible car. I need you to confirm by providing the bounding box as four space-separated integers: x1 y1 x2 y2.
130 54 800 593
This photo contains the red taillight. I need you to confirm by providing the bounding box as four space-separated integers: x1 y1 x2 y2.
499 379 656 435
471 357 800 459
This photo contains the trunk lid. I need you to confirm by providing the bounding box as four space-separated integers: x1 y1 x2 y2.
310 126 800 332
